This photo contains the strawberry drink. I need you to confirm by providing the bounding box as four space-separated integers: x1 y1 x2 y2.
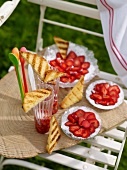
37 76 60 115
34 84 54 134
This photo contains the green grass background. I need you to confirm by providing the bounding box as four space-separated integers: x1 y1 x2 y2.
0 0 127 169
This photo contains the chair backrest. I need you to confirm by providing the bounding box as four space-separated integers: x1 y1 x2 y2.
27 0 127 97
27 0 104 52
0 0 20 27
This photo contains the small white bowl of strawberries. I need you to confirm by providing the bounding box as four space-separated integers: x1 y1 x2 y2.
61 106 101 140
86 80 124 109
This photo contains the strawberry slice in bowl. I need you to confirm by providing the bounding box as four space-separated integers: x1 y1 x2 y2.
61 106 101 140
86 80 124 110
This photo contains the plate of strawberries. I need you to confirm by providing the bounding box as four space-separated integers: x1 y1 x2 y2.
61 106 101 140
44 42 99 88
86 80 124 110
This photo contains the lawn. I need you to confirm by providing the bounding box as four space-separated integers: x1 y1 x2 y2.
0 0 127 169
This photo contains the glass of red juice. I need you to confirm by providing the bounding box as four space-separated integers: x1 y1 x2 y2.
34 84 54 134
37 76 60 115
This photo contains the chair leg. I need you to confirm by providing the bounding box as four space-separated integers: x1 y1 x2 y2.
36 5 46 52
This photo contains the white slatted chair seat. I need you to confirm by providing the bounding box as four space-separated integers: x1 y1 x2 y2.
1 0 127 170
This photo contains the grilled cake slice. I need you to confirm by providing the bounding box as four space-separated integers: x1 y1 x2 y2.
60 76 84 109
23 89 51 113
44 70 64 82
54 36 69 59
20 51 50 80
46 115 61 154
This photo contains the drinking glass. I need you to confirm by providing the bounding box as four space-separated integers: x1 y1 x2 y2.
36 75 60 114
34 84 54 134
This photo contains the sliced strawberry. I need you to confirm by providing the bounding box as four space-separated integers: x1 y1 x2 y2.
102 94 111 101
89 124 95 134
71 112 79 121
73 58 81 67
69 75 76 83
88 119 99 128
66 51 77 60
75 72 81 79
103 83 110 89
78 55 85 63
94 84 101 92
61 63 67 70
90 93 102 100
65 121 76 126
87 113 96 120
108 85 120 93
108 90 119 97
109 99 116 105
81 62 90 69
73 128 85 137
70 66 80 72
111 96 118 103
75 109 86 117
65 59 74 67
78 116 86 126
100 85 108 95
60 76 69 83
56 52 62 58
66 66 71 72
56 57 64 65
80 69 89 75
55 66 64 72
69 125 80 133
81 120 90 128
84 112 93 119
49 60 58 67
68 114 77 123
82 129 90 138
95 100 108 106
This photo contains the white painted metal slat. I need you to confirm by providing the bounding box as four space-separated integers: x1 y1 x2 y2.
74 0 97 5
28 0 100 20
63 145 117 167
102 129 125 141
118 121 127 130
2 159 51 170
86 136 121 153
39 152 107 170
42 19 103 37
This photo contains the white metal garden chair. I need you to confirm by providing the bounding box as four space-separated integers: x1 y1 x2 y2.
1 0 127 170
0 0 20 26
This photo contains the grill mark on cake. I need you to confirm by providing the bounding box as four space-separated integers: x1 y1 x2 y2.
49 133 61 152
57 41 68 45
31 54 36 69
26 53 29 60
38 57 43 76
51 123 57 135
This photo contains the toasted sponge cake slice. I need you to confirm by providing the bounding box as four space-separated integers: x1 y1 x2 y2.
46 115 61 154
23 89 51 113
44 70 64 83
60 76 84 109
54 36 69 59
20 51 50 80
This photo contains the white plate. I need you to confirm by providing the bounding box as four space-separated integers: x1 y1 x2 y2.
44 42 99 88
61 106 101 140
86 80 124 110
